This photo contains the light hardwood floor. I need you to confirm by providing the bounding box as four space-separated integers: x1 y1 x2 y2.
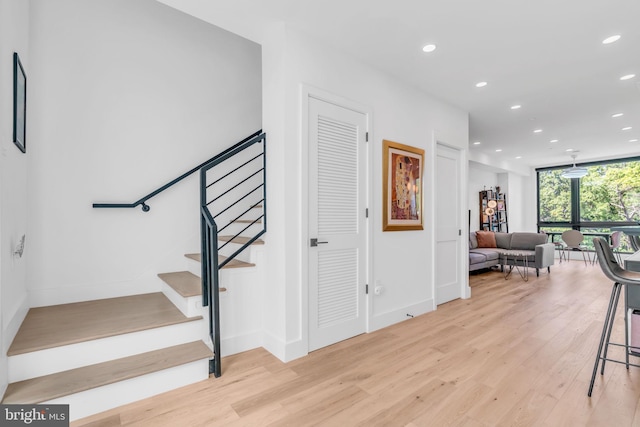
72 260 640 426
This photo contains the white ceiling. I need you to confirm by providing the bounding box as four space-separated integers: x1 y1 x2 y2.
170 0 640 168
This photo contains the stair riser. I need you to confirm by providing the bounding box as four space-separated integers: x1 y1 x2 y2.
217 244 254 264
186 248 263 278
162 268 256 316
46 358 210 422
161 281 204 318
8 320 207 382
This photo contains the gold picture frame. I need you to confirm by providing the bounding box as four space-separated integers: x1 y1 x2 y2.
382 139 424 231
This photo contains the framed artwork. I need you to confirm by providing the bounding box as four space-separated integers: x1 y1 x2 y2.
13 52 26 153
382 139 424 231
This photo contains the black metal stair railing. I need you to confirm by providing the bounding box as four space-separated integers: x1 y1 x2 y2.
93 130 266 378
200 131 266 377
93 130 264 212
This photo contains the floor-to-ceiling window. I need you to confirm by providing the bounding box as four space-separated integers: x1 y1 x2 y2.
537 156 640 252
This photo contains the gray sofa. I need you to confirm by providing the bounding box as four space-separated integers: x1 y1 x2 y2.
469 231 555 276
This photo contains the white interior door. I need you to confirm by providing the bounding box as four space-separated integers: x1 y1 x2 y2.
308 96 367 352
435 144 462 305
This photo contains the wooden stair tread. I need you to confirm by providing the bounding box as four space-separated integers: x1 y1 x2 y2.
1 341 212 404
158 271 230 297
158 271 202 297
8 293 202 356
218 235 264 245
233 219 263 224
184 253 256 268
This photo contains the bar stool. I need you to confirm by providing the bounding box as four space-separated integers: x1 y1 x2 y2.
588 237 640 396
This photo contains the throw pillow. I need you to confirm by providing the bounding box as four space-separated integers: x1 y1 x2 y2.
476 231 497 248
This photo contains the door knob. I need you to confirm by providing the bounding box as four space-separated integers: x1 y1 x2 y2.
310 238 329 247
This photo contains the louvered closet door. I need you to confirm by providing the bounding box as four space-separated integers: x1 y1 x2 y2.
308 97 367 352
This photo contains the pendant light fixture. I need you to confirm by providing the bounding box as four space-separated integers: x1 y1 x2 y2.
561 154 588 179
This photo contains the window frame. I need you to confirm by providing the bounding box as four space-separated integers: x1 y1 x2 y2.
537 155 640 231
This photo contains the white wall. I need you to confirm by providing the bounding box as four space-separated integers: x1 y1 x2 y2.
152 3 469 361
469 163 531 233
259 22 289 359
468 163 499 232
503 172 525 232
274 29 468 358
0 0 30 397
26 0 261 305
499 171 536 232
523 170 539 231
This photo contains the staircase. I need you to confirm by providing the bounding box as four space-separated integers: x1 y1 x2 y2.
2 293 211 421
1 132 267 421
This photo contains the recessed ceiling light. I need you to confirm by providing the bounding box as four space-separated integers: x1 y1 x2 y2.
422 44 437 53
473 141 481 145
550 139 559 143
533 129 543 133
620 74 636 81
630 139 639 142
510 105 522 110
622 126 633 131
612 113 624 118
475 81 488 88
515 156 522 159
602 35 621 44
566 148 575 152
495 149 502 152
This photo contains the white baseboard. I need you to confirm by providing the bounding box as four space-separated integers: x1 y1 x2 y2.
463 285 472 299
283 338 308 363
220 330 262 357
3 293 29 353
261 330 308 363
369 298 434 332
262 329 286 362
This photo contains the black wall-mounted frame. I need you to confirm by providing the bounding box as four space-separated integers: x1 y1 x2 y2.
13 52 26 153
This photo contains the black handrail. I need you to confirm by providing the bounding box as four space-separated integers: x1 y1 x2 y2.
92 130 263 212
91 129 265 379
